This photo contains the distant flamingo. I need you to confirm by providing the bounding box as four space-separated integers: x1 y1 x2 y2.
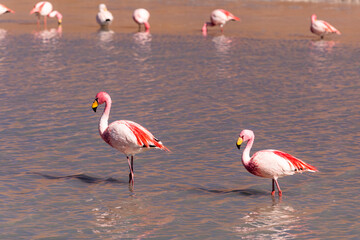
30 1 62 25
310 14 341 39
92 92 169 184
202 9 240 35
96 4 113 27
236 130 318 196
133 8 150 32
0 4 14 15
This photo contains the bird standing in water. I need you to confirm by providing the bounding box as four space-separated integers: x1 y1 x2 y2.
202 9 240 35
92 92 169 184
30 1 62 25
236 129 318 196
133 8 150 32
96 4 113 27
310 14 341 39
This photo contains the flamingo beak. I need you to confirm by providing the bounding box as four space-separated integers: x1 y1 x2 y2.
92 99 99 112
236 137 243 149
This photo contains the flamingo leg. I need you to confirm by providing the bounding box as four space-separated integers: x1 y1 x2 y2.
127 156 134 183
44 16 47 28
274 179 282 196
271 179 276 196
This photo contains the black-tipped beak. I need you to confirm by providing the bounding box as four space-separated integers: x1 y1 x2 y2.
92 99 98 112
236 137 243 150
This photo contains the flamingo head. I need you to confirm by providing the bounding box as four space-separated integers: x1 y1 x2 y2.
92 92 110 112
236 129 254 149
49 10 63 24
311 14 317 22
99 4 107 12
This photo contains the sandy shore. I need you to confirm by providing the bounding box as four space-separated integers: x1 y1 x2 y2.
1 0 360 43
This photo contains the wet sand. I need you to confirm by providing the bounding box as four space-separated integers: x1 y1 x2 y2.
1 0 360 43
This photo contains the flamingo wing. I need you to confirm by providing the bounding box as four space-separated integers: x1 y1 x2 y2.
320 20 341 34
122 121 169 151
273 150 318 172
219 9 240 21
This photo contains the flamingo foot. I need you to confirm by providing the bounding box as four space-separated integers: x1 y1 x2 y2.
271 190 275 196
278 191 282 197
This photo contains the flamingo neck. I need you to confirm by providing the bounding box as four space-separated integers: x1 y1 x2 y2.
99 98 111 136
144 22 150 31
242 137 254 166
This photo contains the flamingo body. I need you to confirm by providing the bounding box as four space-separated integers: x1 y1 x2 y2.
310 14 340 38
202 9 240 34
92 92 168 183
236 129 317 196
30 1 62 25
96 4 113 27
133 8 150 31
0 4 14 15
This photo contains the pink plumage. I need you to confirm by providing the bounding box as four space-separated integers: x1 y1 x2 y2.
0 4 14 15
92 92 169 184
30 1 62 25
236 129 318 196
310 14 341 39
202 9 240 35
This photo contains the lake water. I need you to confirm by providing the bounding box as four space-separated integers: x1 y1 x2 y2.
0 0 359 239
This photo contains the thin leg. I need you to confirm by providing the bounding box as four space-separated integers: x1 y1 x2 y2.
44 16 47 28
274 179 282 196
271 179 275 196
127 156 134 183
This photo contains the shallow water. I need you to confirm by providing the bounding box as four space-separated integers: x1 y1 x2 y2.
0 0 359 239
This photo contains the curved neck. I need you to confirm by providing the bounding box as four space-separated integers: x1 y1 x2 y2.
99 98 111 135
242 137 254 165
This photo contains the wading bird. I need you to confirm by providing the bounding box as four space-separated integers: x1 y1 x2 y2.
30 1 62 25
236 129 318 196
96 4 113 27
0 4 14 15
310 14 341 39
92 92 169 184
202 9 240 35
133 8 150 32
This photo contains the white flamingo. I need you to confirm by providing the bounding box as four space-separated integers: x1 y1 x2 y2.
96 4 113 27
236 129 318 196
0 4 14 15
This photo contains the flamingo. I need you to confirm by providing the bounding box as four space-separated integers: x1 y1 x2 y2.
236 129 318 196
30 1 62 25
310 14 341 39
92 92 169 184
202 9 240 35
0 4 14 15
133 8 150 32
96 4 113 27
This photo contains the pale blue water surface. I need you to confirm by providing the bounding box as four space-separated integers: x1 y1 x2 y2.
0 0 359 239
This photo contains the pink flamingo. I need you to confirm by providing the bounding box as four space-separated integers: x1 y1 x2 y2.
202 9 240 35
236 130 318 196
92 92 169 184
310 14 341 39
30 1 62 26
133 8 150 32
0 4 14 15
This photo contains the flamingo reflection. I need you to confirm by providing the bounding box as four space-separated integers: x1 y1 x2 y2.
234 199 303 239
132 31 152 62
33 25 62 44
97 29 115 51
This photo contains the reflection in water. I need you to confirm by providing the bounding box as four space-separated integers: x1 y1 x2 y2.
91 199 174 239
0 28 7 41
0 29 7 63
308 40 337 71
34 25 62 44
310 40 336 54
234 199 301 239
132 31 152 63
97 29 115 51
212 35 233 81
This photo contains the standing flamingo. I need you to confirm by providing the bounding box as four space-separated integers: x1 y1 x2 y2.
310 14 341 39
236 129 318 196
0 4 14 15
96 4 113 27
133 8 150 32
202 9 240 35
30 1 62 25
92 92 169 184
